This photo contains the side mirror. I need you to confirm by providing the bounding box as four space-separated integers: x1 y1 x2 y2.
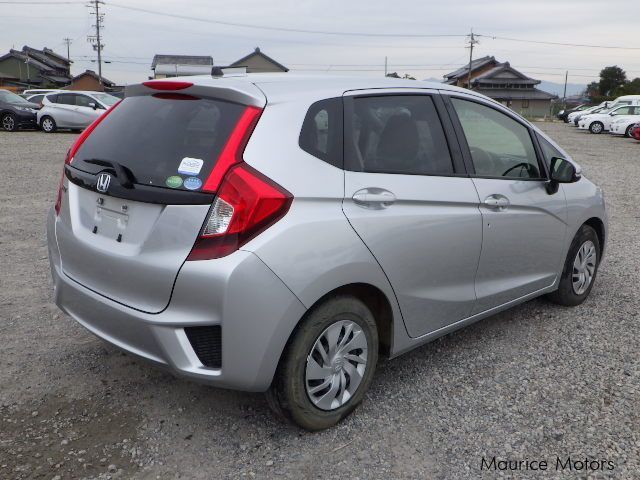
546 157 580 194
89 102 97 110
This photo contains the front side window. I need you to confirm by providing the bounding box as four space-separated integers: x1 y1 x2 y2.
75 95 95 108
536 133 564 169
451 98 542 179
346 95 453 175
611 106 632 115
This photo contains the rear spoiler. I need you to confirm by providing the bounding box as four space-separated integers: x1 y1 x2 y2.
125 77 266 108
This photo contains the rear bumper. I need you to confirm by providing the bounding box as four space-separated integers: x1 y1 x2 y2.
47 208 306 391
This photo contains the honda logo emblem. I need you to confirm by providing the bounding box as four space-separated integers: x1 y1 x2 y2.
96 173 112 193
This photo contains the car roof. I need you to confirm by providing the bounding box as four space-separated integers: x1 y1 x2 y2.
135 72 484 103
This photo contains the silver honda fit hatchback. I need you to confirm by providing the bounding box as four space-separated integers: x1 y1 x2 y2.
47 73 607 430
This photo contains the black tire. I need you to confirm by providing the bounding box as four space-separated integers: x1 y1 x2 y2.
625 124 634 138
547 225 600 306
266 295 378 431
1 113 18 132
40 116 57 133
589 121 604 134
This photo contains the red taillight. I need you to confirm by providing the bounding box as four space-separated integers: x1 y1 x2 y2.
142 80 193 91
202 106 262 193
66 99 121 163
186 164 292 261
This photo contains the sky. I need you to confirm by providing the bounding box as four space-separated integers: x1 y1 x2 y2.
1 0 639 89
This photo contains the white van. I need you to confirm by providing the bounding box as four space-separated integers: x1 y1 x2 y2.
608 95 640 107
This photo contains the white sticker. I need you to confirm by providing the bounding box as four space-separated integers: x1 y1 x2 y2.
178 157 204 175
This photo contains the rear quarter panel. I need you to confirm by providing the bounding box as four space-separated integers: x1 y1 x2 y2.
241 88 408 346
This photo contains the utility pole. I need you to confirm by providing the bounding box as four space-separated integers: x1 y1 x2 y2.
87 0 105 85
562 70 568 110
63 37 73 61
384 56 388 77
25 50 31 88
466 28 479 90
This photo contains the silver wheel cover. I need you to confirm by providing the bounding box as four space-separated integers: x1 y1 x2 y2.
572 240 597 295
305 320 368 411
2 115 14 130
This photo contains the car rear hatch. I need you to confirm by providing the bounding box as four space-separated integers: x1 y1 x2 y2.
55 78 266 313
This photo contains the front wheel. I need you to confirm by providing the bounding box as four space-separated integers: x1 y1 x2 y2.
1 113 18 132
625 124 634 138
266 295 378 430
40 116 57 133
589 121 604 134
547 225 600 306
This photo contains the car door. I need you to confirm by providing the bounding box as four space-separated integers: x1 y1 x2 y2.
443 94 567 314
49 93 79 128
74 94 104 127
342 91 483 338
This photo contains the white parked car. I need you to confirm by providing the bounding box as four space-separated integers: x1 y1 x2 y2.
609 115 640 137
568 104 606 125
578 104 640 133
38 91 120 133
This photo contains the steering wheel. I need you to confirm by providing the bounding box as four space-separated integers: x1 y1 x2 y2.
501 162 539 178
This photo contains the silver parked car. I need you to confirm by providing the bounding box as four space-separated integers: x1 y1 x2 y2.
47 74 607 430
38 91 119 132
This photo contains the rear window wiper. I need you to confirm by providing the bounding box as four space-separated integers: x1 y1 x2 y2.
83 158 136 189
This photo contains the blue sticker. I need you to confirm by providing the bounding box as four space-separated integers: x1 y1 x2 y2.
183 176 202 191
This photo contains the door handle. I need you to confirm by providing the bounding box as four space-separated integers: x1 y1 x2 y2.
483 194 510 210
352 188 396 209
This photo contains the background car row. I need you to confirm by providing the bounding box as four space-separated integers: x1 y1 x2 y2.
0 88 119 133
557 94 640 142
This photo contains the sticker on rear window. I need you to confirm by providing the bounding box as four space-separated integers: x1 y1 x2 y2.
165 175 183 188
183 176 202 191
178 157 204 175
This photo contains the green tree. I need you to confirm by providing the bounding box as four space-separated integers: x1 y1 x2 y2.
598 66 627 96
614 77 640 96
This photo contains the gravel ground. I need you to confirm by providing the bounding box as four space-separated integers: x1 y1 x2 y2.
0 123 638 480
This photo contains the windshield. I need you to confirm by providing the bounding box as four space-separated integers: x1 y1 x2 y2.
92 93 120 106
0 90 31 104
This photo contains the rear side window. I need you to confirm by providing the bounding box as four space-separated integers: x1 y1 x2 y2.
299 97 343 168
73 95 245 191
345 95 453 175
56 93 77 105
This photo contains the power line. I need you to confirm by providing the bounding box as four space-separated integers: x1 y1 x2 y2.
477 34 640 51
108 3 467 38
0 1 84 3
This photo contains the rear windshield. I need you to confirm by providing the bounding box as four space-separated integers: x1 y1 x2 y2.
73 95 244 192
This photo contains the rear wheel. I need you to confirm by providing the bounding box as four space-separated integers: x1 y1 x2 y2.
1 113 17 132
547 225 600 306
589 121 604 134
266 295 378 430
40 116 57 133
